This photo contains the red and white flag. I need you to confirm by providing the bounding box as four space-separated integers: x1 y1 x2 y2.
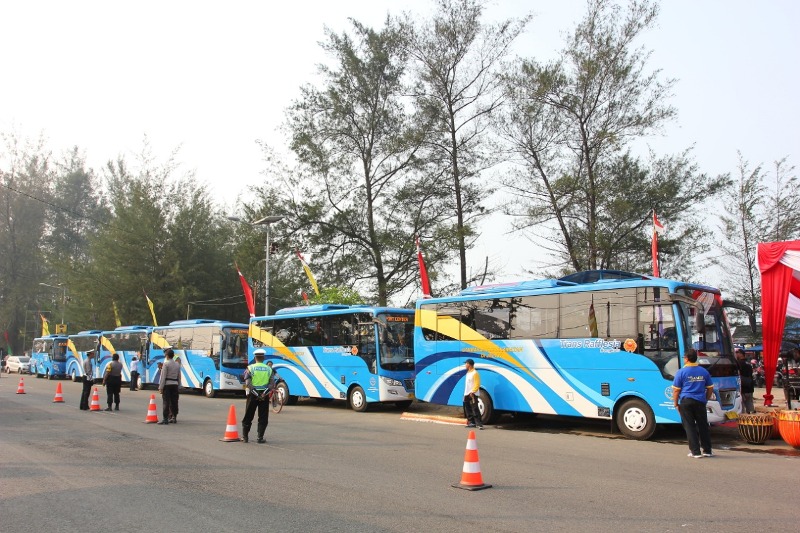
416 235 432 298
235 262 256 317
651 211 666 277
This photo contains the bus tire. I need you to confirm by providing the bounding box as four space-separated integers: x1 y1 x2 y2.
349 385 369 412
46 370 52 380
72 370 79 383
477 389 496 425
137 375 143 390
616 398 656 440
203 379 216 398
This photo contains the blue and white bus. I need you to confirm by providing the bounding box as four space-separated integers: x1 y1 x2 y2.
99 326 152 386
66 330 102 382
144 319 249 397
248 304 416 411
414 270 742 439
30 335 69 379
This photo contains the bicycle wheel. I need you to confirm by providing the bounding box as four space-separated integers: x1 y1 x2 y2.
271 388 284 413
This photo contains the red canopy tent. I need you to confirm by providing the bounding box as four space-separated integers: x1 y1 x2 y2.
757 240 800 405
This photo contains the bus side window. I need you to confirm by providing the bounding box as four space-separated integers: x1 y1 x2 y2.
637 305 679 379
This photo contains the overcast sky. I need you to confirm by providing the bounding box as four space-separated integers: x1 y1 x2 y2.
2 0 798 293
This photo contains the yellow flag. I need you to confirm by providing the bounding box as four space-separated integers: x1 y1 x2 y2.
112 300 122 328
144 292 158 326
296 251 320 296
40 314 50 336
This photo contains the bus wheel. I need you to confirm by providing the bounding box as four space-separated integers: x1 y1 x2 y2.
616 398 656 440
203 379 216 398
349 385 369 412
477 389 496 425
46 370 52 380
72 370 79 383
137 375 144 390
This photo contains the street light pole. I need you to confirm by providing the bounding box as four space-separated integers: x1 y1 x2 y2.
228 214 284 316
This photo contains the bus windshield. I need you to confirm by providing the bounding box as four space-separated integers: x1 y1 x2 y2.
223 327 249 368
376 313 414 371
53 341 68 361
677 288 737 377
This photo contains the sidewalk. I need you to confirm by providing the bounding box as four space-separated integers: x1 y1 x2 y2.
752 386 797 412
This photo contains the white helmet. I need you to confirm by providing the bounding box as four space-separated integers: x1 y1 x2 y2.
253 349 266 358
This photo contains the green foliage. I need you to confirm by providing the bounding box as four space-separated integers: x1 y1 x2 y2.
0 132 53 352
308 286 366 306
497 0 727 277
404 0 531 288
285 17 456 306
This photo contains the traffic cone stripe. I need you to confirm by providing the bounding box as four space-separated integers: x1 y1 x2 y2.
220 404 241 442
53 382 65 403
16 377 26 394
144 394 159 423
463 462 481 474
90 388 101 411
452 430 492 491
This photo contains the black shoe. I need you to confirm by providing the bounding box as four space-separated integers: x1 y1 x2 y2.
114 405 119 411
104 407 112 411
257 437 266 444
169 418 176 423
243 435 249 443
466 423 476 428
158 420 169 425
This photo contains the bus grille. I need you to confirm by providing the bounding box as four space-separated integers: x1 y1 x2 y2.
404 379 415 391
719 388 735 408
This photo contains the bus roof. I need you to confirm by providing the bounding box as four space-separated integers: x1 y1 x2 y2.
258 304 413 319
113 325 152 331
159 319 248 328
425 270 720 305
76 330 103 335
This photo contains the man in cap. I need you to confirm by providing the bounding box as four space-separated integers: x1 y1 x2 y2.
241 348 274 443
158 347 181 424
79 349 96 410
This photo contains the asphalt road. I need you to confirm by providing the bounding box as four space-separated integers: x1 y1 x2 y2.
1 375 797 532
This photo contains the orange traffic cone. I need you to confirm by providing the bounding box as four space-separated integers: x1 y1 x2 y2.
144 394 159 423
220 404 242 442
53 382 65 403
16 376 26 394
89 388 101 411
452 430 492 491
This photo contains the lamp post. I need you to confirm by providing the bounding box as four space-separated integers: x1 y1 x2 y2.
39 282 67 326
228 215 283 315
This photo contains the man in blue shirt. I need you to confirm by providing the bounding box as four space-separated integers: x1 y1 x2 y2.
672 349 715 458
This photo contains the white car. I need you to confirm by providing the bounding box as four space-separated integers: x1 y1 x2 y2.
5 355 31 374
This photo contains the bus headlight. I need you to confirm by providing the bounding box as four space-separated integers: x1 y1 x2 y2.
222 372 237 380
381 377 403 387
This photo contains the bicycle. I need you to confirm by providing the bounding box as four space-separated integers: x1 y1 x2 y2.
250 385 285 413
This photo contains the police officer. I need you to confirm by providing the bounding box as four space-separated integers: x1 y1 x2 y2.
241 349 274 443
79 350 96 410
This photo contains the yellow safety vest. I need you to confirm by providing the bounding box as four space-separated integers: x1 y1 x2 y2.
247 362 273 389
